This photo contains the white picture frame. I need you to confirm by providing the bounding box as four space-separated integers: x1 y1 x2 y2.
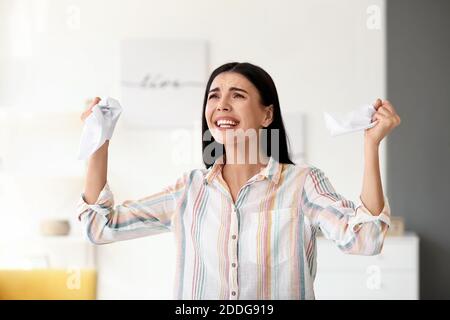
120 38 209 130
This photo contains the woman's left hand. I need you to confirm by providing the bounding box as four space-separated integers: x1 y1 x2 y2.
365 98 401 147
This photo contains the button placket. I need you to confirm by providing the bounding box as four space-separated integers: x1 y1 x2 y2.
228 206 239 299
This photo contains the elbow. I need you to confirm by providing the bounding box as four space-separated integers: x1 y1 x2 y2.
85 231 111 245
349 233 387 256
83 219 111 245
80 209 113 245
345 244 383 256
85 221 115 245
364 244 383 256
368 238 387 256
86 234 105 245
84 229 104 245
348 221 388 256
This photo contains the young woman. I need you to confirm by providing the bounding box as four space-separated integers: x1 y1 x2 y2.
77 62 401 300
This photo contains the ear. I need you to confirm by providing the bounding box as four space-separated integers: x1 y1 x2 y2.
261 104 274 127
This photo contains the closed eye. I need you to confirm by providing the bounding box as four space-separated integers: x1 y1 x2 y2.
208 94 218 100
233 93 245 99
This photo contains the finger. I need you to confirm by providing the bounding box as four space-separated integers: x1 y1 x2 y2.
87 97 101 111
373 98 383 110
381 100 397 114
377 106 392 117
369 119 379 127
371 111 388 122
81 110 92 121
81 97 100 121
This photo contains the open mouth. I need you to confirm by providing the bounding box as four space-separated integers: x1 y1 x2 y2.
215 119 240 129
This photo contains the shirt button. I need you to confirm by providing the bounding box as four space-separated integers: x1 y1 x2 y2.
232 235 237 240
232 263 236 268
231 291 236 296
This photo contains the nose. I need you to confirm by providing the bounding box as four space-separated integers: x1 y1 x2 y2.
216 101 231 112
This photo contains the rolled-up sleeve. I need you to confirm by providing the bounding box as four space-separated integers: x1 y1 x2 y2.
301 167 391 255
76 173 188 245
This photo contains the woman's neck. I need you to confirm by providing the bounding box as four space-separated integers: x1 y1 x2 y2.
222 143 269 195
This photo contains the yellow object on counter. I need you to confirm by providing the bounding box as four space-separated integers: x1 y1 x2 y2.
0 269 97 300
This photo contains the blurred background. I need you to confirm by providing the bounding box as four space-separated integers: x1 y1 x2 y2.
0 0 448 299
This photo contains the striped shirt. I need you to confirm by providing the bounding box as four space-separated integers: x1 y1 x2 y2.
77 155 391 300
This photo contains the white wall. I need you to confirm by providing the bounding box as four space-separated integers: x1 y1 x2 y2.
0 0 386 299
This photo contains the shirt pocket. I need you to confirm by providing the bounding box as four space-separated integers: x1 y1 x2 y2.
241 207 299 265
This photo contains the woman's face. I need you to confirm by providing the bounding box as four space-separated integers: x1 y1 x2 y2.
205 72 273 145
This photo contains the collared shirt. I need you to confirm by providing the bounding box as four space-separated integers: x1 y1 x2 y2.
77 155 391 300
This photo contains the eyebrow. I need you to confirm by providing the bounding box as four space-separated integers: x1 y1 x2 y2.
208 87 248 94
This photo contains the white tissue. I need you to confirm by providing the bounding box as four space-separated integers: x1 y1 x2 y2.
323 104 377 136
77 97 122 160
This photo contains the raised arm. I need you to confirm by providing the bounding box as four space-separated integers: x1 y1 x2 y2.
361 98 401 215
302 167 391 255
81 97 109 204
77 97 188 244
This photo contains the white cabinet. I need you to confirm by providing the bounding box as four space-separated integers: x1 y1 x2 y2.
314 232 419 299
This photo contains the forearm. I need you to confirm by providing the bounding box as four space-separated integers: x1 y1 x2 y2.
360 141 384 216
83 140 109 204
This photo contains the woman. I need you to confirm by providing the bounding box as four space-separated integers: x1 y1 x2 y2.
77 62 401 300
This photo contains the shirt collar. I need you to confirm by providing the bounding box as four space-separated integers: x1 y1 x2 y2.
204 154 283 185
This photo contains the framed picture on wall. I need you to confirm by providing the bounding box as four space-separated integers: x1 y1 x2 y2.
120 38 209 130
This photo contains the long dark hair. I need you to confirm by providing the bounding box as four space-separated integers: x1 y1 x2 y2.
201 62 294 168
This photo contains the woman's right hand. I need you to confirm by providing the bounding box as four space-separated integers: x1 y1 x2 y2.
80 96 101 123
